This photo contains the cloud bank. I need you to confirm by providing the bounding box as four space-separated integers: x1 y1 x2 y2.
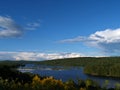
60 28 120 54
0 52 83 61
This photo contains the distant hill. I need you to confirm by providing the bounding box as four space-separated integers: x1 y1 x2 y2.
35 57 120 66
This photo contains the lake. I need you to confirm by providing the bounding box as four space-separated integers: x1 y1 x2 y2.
18 64 120 88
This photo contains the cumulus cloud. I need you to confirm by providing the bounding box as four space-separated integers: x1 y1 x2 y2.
0 16 23 38
60 28 120 54
0 52 84 61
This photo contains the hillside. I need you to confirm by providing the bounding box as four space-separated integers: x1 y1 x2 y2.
36 57 120 66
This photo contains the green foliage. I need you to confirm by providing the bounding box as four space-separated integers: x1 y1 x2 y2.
115 83 120 90
2 57 120 78
1 57 120 90
36 57 120 78
84 57 120 78
0 63 110 90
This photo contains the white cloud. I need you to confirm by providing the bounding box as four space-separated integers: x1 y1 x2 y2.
0 51 84 61
60 28 120 54
59 36 86 43
0 16 40 38
0 16 23 38
89 29 120 43
26 22 40 30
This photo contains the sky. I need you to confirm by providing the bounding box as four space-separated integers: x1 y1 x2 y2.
0 0 120 60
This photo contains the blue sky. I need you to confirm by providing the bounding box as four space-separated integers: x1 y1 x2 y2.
0 0 120 60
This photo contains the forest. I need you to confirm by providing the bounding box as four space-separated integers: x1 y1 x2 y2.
0 57 120 90
37 57 120 78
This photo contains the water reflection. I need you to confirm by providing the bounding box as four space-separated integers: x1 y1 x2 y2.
18 64 120 88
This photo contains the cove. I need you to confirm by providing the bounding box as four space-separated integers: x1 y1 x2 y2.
18 64 120 88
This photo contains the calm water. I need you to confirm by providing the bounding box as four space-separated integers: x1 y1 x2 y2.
18 64 120 88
